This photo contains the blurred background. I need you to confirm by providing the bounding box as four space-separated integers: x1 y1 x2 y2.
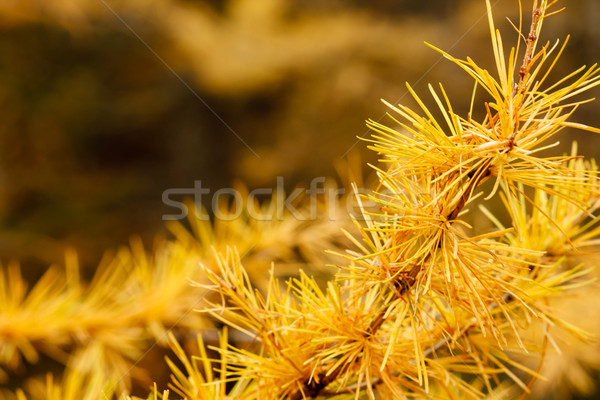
0 0 600 398
0 0 599 271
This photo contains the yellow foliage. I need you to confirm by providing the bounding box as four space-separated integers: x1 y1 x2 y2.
1 1 600 400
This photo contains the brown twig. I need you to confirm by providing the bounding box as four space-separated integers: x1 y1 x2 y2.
516 1 541 94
